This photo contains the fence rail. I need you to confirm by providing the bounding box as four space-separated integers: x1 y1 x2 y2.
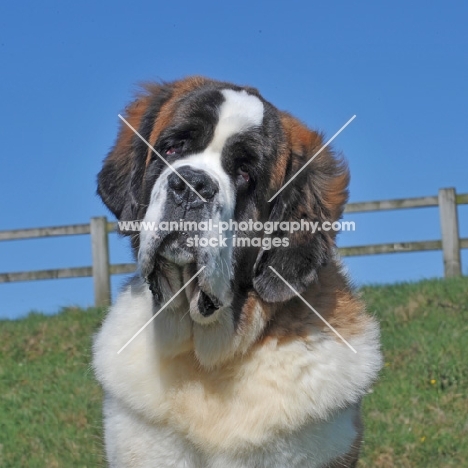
1 187 466 306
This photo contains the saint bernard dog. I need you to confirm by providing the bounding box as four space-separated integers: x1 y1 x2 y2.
93 77 382 467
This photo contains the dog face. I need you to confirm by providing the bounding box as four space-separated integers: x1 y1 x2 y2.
98 77 349 365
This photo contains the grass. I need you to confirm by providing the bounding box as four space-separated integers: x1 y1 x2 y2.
359 277 468 467
0 277 467 467
0 307 106 467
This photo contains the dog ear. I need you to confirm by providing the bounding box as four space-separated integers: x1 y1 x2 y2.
97 83 174 222
252 113 349 303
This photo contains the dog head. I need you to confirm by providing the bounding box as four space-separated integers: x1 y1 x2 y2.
98 77 349 366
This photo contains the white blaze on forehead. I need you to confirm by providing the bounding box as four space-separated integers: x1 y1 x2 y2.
156 89 264 216
139 89 264 299
208 89 264 153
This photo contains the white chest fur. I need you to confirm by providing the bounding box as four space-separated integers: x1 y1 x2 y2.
93 277 381 465
103 395 359 468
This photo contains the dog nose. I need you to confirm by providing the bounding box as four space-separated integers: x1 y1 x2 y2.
167 166 218 205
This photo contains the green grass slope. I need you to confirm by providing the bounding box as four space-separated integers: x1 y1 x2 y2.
0 276 467 467
359 277 468 467
0 307 106 467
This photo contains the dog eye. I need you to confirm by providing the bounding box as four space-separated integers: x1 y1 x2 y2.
236 164 250 182
165 141 185 155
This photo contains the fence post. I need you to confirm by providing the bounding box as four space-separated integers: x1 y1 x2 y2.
438 188 462 277
90 216 111 307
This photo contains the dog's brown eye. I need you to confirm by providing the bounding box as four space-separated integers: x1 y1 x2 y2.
166 141 185 155
237 164 250 182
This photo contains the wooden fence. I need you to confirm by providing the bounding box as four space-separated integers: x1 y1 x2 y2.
1 187 467 307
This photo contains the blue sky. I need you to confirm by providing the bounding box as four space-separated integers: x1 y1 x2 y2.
0 0 467 319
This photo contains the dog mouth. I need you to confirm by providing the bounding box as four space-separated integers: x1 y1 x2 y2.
198 289 222 317
146 253 223 320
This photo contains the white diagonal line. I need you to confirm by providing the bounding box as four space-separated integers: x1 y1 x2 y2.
117 266 206 354
268 115 356 202
268 266 357 353
118 114 207 202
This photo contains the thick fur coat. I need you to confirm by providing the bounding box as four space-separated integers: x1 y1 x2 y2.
93 77 382 467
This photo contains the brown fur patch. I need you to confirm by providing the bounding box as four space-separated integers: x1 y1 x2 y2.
239 293 271 330
145 76 212 160
108 92 155 175
280 112 323 160
262 261 369 342
269 138 289 191
96 90 158 219
278 112 350 221
321 167 350 220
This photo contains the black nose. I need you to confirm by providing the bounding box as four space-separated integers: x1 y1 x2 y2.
167 166 218 206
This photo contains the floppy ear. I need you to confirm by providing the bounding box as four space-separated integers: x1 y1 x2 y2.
97 83 174 222
253 113 349 303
